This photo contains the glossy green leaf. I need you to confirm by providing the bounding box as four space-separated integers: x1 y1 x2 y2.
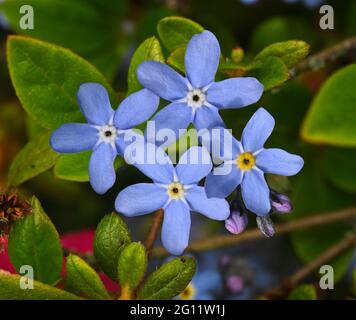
7 131 60 187
287 284 317 300
0 273 80 300
251 16 314 54
54 153 123 182
66 254 110 300
1 0 126 78
54 152 92 182
302 64 356 147
255 40 310 69
167 46 186 73
8 196 63 285
322 148 356 194
157 16 204 52
248 56 290 91
93 213 131 281
127 37 164 94
288 164 356 282
118 242 147 293
7 36 115 129
138 256 196 300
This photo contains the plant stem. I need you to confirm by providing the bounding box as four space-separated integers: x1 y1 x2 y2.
144 209 164 259
265 233 356 299
292 37 356 75
288 233 356 288
152 206 356 258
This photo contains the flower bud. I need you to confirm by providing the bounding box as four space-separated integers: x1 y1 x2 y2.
226 275 244 294
256 215 275 237
225 199 248 235
270 190 293 214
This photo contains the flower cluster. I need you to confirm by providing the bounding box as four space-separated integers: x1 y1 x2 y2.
50 30 304 255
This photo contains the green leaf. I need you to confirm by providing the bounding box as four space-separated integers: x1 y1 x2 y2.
1 0 125 79
118 242 147 293
127 37 164 94
302 64 356 147
288 164 355 282
251 16 314 54
8 196 63 285
255 40 310 69
54 152 123 182
0 273 80 300
7 35 115 130
54 152 92 182
138 256 196 300
7 131 60 187
322 148 356 194
248 56 290 91
94 213 131 281
66 254 110 300
167 46 186 73
287 284 317 300
157 16 204 52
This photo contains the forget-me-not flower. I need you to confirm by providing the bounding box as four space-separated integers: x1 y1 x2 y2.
137 30 264 147
203 108 304 216
50 83 159 194
115 145 230 255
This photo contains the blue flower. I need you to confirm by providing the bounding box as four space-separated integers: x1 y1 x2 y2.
50 83 159 194
137 31 264 147
115 145 230 255
203 108 304 216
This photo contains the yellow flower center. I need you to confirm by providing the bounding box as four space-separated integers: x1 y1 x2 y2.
236 152 256 171
179 283 196 300
167 182 185 199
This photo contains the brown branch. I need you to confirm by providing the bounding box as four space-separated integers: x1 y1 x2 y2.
152 206 356 258
265 233 356 299
144 209 164 259
293 37 356 75
288 233 356 288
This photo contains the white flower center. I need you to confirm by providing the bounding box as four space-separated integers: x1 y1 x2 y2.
186 89 206 109
98 125 118 144
167 182 185 200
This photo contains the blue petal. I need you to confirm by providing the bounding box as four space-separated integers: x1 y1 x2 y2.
241 108 275 152
204 164 243 198
124 141 175 184
207 77 264 109
115 183 168 216
185 30 220 88
201 127 242 161
77 83 114 125
256 148 304 176
115 130 144 155
137 61 188 101
176 147 212 184
162 200 191 255
193 106 226 131
89 143 116 194
50 123 97 153
241 169 270 216
114 89 159 130
146 102 193 147
186 186 230 220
